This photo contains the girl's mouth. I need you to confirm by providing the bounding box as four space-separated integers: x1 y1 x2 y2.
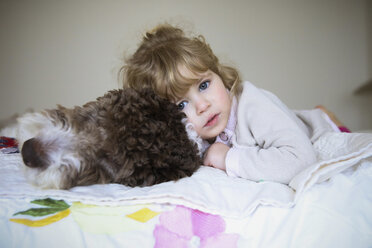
205 114 219 127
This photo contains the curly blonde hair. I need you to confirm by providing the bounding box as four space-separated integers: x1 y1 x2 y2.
120 24 242 102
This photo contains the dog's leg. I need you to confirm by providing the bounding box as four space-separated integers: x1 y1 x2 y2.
183 119 208 156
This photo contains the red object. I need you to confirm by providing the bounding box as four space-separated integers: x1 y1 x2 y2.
0 136 18 148
338 126 351 133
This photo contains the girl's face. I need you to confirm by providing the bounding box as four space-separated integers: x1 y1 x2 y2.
176 69 232 140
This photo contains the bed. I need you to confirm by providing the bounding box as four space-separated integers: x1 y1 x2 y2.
1 131 372 248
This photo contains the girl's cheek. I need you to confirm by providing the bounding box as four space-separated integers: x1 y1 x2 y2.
184 106 201 129
184 112 198 128
183 107 192 119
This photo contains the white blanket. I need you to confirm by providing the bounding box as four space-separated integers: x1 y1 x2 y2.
0 132 371 218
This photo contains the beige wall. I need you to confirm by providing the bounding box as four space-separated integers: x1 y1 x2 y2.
1 0 371 131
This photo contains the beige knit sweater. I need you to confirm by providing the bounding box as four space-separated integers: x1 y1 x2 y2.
225 81 336 184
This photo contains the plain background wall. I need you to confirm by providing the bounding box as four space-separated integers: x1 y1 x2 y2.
1 0 371 131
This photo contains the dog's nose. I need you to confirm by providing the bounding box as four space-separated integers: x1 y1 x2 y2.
21 138 47 169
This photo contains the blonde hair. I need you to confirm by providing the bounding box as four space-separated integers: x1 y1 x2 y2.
120 24 242 101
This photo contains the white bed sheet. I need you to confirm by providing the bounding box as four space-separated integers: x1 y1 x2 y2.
0 132 372 247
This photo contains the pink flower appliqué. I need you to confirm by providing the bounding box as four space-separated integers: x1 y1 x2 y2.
153 206 239 248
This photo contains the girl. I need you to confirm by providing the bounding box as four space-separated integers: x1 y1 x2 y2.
121 24 343 184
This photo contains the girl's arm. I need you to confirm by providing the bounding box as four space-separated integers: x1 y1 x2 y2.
203 142 230 170
225 82 317 184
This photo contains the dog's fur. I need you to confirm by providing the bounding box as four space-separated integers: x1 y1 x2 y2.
16 88 202 189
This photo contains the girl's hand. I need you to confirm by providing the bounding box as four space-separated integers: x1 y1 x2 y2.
203 142 230 171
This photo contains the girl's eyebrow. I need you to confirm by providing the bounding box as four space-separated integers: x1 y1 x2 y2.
198 71 212 83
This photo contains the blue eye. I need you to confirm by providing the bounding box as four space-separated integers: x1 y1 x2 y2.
177 101 188 111
199 81 210 91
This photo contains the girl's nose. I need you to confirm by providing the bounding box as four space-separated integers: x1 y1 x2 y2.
195 97 210 114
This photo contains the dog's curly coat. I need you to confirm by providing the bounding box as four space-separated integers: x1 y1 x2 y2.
17 88 201 189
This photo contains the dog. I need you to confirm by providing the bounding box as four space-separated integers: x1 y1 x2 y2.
15 88 202 189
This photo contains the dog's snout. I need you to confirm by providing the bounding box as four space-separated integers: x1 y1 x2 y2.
21 138 47 169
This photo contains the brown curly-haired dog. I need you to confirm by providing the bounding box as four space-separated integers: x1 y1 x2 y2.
16 88 201 189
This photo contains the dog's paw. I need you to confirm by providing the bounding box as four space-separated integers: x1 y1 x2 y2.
183 119 208 156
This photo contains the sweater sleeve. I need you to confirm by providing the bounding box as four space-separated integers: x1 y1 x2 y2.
225 82 317 184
